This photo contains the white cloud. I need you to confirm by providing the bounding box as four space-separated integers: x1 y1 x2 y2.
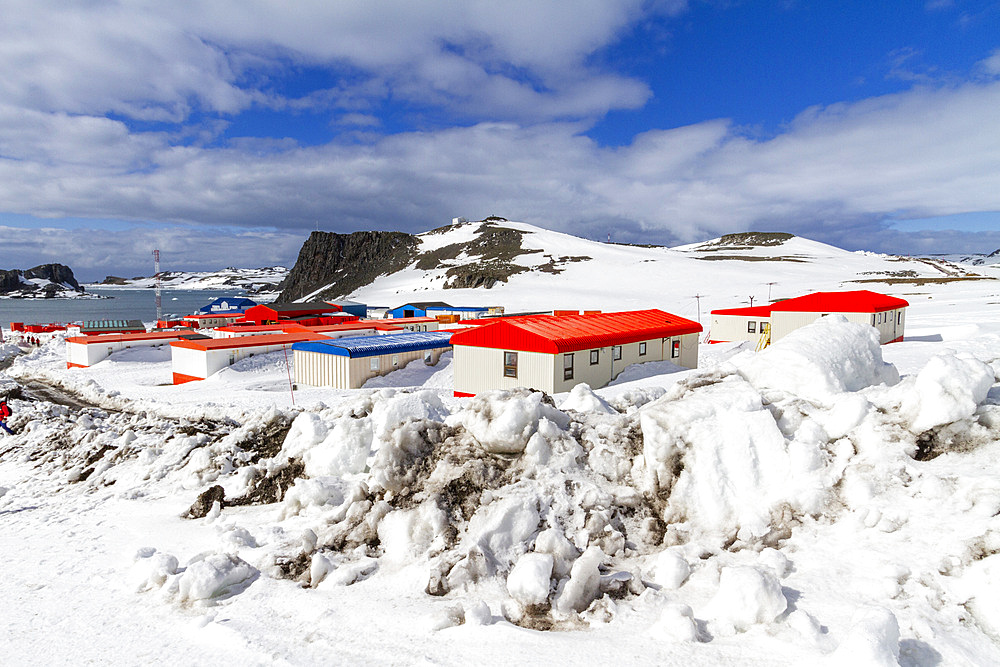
0 0 665 123
2 78 999 273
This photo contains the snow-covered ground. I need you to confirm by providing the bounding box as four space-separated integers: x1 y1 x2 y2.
3 226 1000 665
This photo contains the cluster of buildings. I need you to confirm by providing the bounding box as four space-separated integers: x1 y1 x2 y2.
51 290 909 397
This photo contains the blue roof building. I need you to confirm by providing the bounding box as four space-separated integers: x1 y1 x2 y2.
197 297 257 314
292 331 452 388
387 301 491 319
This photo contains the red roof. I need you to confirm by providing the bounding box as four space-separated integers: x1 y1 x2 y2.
183 313 243 320
67 330 193 345
712 290 908 316
712 305 775 317
170 332 325 351
449 309 702 354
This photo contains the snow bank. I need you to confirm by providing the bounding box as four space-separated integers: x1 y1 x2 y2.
446 388 570 454
735 315 899 405
639 371 795 543
896 353 994 432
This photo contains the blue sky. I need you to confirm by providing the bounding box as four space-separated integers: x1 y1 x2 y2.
1 1 999 281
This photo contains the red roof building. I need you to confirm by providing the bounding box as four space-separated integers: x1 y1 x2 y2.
450 309 702 396
710 290 909 346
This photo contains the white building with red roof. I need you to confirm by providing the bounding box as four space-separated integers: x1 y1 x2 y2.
449 309 702 397
170 331 326 384
66 330 197 368
710 290 908 346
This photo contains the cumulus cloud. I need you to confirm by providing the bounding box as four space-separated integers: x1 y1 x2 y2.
0 0 663 123
2 79 999 262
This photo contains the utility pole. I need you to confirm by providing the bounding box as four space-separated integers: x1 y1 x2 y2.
749 295 755 307
765 282 777 303
153 249 162 322
692 294 703 324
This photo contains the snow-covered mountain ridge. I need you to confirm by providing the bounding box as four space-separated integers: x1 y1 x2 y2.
304 219 995 319
92 266 288 293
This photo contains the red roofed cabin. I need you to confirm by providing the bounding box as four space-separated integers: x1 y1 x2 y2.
710 290 908 346
241 302 346 325
450 309 702 397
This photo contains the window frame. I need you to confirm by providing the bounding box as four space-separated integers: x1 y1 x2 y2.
563 353 574 381
638 342 647 356
748 321 757 334
503 351 518 378
612 345 622 361
589 349 599 365
671 340 680 359
370 357 380 371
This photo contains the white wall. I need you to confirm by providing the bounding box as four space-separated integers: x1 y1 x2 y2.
710 314 771 344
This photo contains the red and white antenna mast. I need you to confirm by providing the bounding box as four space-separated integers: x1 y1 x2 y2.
153 249 162 322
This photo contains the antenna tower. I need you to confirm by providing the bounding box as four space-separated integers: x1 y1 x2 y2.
153 249 162 322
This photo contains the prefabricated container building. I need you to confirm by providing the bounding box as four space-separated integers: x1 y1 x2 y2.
450 309 702 396
293 331 453 389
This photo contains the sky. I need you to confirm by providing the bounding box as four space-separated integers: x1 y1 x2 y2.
1 0 999 281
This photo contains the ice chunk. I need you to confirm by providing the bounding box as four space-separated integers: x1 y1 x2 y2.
553 546 605 615
559 383 617 415
649 603 698 642
736 315 899 405
897 353 994 433
446 388 570 454
377 501 450 563
466 495 541 572
650 549 690 589
176 553 258 603
829 607 900 666
507 552 554 607
302 416 374 478
705 566 787 633
129 549 179 593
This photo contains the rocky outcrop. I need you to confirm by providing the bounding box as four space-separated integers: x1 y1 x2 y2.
24 263 81 289
0 263 84 296
277 230 420 302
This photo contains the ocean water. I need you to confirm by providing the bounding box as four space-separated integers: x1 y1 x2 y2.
0 288 258 326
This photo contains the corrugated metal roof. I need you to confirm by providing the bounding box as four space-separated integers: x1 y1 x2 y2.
449 309 702 354
171 331 325 351
292 331 453 358
81 319 145 331
67 330 192 344
769 290 908 313
712 305 775 317
711 291 908 317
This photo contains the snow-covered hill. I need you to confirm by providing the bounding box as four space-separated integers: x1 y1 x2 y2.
92 266 288 293
322 220 993 323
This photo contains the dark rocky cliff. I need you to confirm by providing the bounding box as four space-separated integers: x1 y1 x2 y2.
277 231 419 302
0 263 83 296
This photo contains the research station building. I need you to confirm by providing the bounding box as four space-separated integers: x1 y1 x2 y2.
66 330 197 368
710 290 908 346
450 309 702 397
292 331 453 389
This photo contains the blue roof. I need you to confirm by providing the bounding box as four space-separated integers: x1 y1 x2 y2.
425 305 489 312
292 331 453 358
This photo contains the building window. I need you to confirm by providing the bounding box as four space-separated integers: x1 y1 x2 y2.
612 345 622 361
563 353 574 380
590 349 599 365
871 314 876 325
370 357 380 371
748 321 757 334
638 342 647 356
504 351 518 378
897 312 902 325
392 354 399 367
671 340 680 358
760 322 768 332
